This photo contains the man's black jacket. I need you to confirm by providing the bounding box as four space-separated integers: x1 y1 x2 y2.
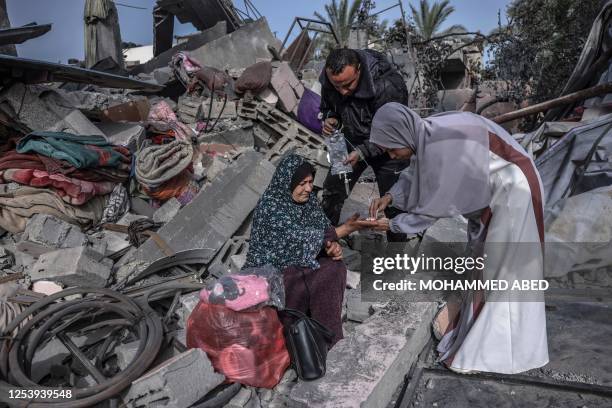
319 49 408 158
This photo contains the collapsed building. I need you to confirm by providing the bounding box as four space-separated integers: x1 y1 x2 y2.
0 0 611 407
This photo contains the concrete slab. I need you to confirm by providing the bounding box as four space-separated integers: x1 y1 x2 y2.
119 151 275 281
152 198 181 224
17 214 88 258
124 348 225 408
30 246 111 287
189 19 281 71
289 300 436 408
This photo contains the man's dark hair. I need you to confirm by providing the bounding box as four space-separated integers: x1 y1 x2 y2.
325 48 360 75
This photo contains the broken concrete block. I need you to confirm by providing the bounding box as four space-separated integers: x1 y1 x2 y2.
0 83 105 136
198 119 255 147
17 214 88 257
152 198 181 224
177 95 202 124
198 99 238 120
289 302 436 408
345 287 374 323
125 348 225 408
189 19 281 71
270 61 305 115
30 246 111 288
97 122 146 152
118 151 275 281
208 235 250 278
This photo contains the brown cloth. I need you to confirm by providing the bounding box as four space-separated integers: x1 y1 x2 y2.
235 61 272 94
280 227 347 346
0 185 105 233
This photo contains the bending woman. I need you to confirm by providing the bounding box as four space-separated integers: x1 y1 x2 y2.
244 154 363 346
368 103 549 374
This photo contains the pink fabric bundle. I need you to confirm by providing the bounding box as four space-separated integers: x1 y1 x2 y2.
147 101 195 142
1 168 114 205
200 274 271 311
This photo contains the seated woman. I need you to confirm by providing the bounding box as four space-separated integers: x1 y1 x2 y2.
368 103 549 375
244 154 363 346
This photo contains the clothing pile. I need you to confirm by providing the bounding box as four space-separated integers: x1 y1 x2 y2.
0 131 131 233
136 101 199 205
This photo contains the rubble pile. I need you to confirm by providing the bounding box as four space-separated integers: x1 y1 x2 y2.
0 13 349 408
0 1 611 407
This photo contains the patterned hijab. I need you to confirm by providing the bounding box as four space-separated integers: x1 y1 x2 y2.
244 154 331 270
370 103 491 218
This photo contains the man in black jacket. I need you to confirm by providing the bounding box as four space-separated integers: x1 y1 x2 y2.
319 48 409 241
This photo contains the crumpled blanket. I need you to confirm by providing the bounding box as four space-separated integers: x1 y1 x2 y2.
0 185 105 233
1 168 114 205
147 101 195 142
16 131 131 169
142 169 199 205
0 151 129 183
136 139 194 190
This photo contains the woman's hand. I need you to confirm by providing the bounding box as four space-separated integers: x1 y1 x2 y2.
325 241 343 260
336 213 375 238
371 217 390 231
369 193 393 219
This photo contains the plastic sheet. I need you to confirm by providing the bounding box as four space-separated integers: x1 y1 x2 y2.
199 264 285 311
186 302 290 388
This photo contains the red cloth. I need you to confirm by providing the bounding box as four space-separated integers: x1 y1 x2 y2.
1 169 114 205
187 302 290 388
0 151 129 183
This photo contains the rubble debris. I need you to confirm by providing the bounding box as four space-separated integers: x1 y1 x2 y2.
188 19 281 71
0 55 164 91
270 61 306 115
124 348 225 408
119 151 275 280
97 122 146 151
0 23 52 47
30 245 112 287
0 83 105 136
134 21 227 74
84 0 125 69
16 213 88 257
0 285 204 406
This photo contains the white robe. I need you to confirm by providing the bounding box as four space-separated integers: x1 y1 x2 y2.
390 130 549 374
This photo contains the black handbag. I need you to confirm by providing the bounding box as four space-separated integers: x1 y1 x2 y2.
281 308 334 381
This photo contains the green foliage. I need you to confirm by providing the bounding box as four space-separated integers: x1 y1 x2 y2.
314 0 363 48
485 0 605 108
409 0 466 40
